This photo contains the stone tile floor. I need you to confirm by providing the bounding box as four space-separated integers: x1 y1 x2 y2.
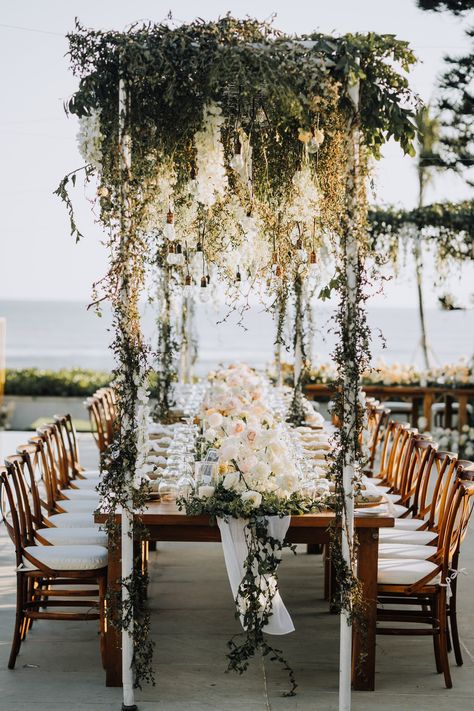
0 432 473 710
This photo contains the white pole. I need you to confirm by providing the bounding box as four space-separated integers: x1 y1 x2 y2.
185 292 193 383
338 77 361 711
118 78 136 711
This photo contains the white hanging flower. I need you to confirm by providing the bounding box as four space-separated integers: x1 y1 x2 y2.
193 101 228 207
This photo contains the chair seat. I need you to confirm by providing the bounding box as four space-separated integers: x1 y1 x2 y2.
56 499 98 513
37 527 108 547
379 528 437 545
379 543 436 560
23 544 108 571
394 518 425 530
59 488 99 500
47 512 98 528
378 558 440 586
70 478 100 490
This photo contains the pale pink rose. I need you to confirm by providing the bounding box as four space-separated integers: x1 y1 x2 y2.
239 455 258 473
246 428 258 445
231 419 246 435
207 412 223 429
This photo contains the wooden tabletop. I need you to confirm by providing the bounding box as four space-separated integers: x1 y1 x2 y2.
95 501 394 528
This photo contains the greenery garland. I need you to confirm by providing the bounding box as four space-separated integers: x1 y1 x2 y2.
152 263 177 421
369 201 474 263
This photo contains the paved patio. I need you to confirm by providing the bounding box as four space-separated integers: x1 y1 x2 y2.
0 432 473 710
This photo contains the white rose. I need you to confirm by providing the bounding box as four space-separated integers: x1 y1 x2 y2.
241 490 262 508
204 428 217 442
208 412 223 429
276 473 298 493
223 471 240 490
198 485 215 499
219 438 240 462
252 460 271 480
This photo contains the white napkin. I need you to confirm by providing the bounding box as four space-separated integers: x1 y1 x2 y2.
217 516 294 636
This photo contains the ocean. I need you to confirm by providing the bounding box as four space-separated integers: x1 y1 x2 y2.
1 299 473 374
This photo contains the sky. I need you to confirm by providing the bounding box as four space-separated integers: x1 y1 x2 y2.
0 0 472 307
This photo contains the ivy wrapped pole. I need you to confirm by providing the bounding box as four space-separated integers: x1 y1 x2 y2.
118 78 137 711
338 77 361 711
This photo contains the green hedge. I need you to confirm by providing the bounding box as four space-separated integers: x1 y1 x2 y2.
4 368 111 397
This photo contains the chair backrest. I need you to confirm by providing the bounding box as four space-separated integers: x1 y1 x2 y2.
26 435 61 514
54 413 80 474
399 436 436 512
37 425 69 490
367 406 390 471
439 471 474 574
426 451 459 533
86 396 109 453
15 444 47 529
388 425 417 493
0 463 32 568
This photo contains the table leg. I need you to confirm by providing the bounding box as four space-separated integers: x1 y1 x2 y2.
458 395 468 430
352 526 379 691
105 531 123 687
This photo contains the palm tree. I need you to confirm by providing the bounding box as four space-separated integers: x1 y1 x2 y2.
414 106 441 370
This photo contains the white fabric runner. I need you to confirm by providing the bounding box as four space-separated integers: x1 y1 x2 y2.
217 516 295 635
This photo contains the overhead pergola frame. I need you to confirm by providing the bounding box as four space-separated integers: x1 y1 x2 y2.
58 16 419 711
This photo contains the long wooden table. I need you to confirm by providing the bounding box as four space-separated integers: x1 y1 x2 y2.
304 383 474 430
96 504 394 692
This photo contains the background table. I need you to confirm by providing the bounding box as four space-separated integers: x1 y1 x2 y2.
96 504 394 692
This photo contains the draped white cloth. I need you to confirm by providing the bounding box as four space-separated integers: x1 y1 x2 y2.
217 515 295 635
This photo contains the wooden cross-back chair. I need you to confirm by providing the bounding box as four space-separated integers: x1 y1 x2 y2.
377 464 474 688
0 463 107 670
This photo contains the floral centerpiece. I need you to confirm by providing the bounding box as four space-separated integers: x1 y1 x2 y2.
178 363 331 694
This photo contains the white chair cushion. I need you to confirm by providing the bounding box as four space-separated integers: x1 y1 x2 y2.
81 469 102 478
37 527 108 547
70 478 99 490
378 558 440 585
47 512 98 528
379 528 437 545
394 518 426 530
23 544 108 571
379 543 436 560
56 499 98 513
59 488 99 500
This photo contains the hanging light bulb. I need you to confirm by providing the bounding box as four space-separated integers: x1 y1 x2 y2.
206 273 211 285
235 268 242 283
309 251 317 264
164 207 176 241
185 274 192 287
166 243 176 265
174 242 185 267
275 264 282 277
200 276 207 288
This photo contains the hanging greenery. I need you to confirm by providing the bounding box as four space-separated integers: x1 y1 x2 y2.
369 201 474 263
57 14 418 691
